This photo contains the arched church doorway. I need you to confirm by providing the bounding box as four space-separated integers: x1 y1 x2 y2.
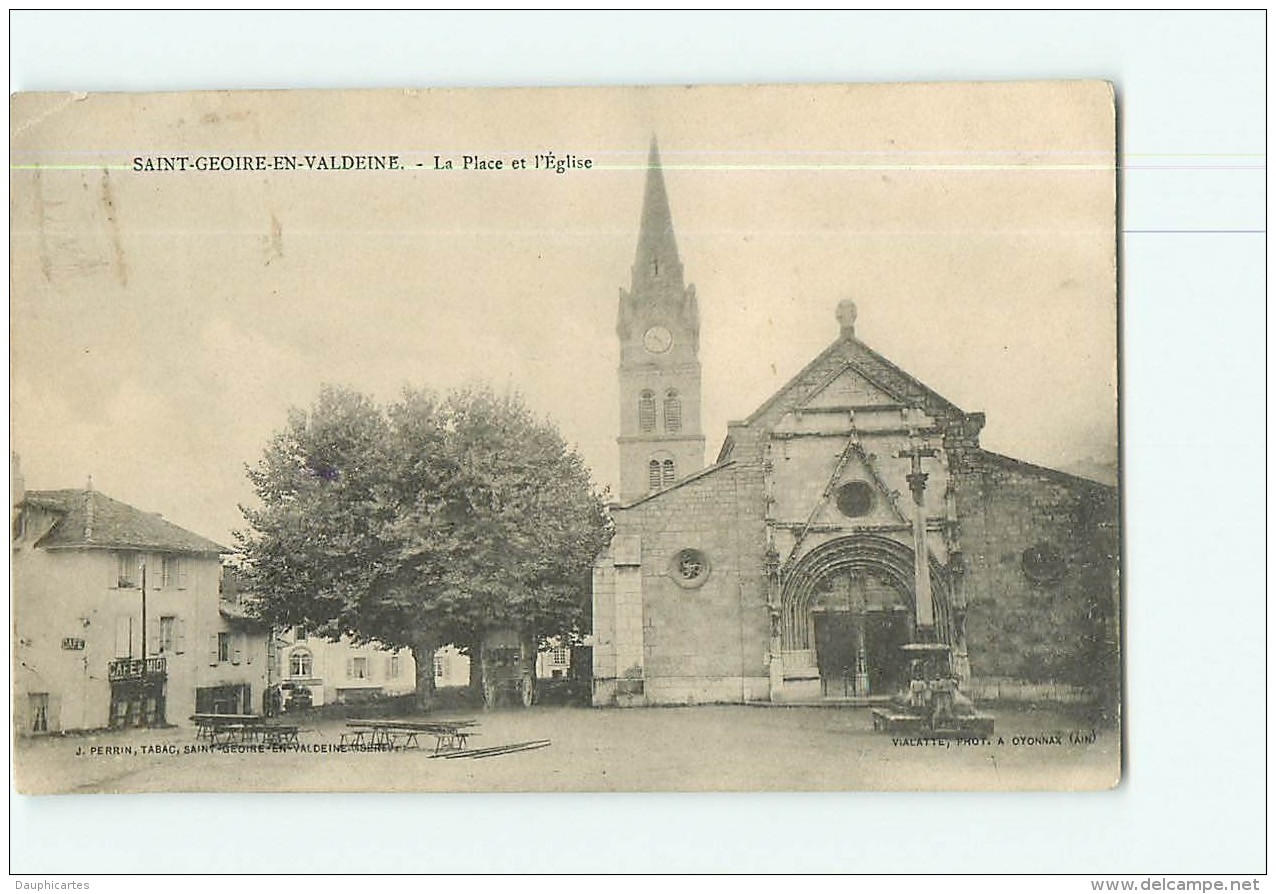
810 569 912 698
779 534 952 701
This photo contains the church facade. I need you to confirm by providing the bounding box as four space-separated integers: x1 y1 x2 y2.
591 145 1119 708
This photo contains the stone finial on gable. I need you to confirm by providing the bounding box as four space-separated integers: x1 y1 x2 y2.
837 299 858 340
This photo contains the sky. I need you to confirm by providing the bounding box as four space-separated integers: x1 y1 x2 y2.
10 82 1118 547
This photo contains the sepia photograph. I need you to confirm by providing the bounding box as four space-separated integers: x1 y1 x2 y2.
10 81 1120 795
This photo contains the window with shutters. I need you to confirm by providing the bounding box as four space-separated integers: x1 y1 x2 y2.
639 390 656 432
217 632 231 663
161 555 187 589
661 459 676 487
115 616 134 658
648 460 662 491
664 389 681 432
159 616 177 653
116 551 139 588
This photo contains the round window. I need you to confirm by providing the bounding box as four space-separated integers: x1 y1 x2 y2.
670 548 711 588
835 481 875 518
1022 542 1066 584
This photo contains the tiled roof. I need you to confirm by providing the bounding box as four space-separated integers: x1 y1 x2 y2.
22 489 228 554
977 451 1118 493
615 460 736 510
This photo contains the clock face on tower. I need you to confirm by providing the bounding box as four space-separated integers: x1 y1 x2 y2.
643 326 674 354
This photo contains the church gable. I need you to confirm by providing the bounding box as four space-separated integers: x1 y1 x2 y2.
799 450 909 529
800 363 903 411
768 423 917 535
739 311 967 445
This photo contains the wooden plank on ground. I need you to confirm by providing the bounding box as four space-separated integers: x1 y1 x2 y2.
437 739 551 759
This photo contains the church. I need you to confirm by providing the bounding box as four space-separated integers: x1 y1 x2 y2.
590 144 1119 708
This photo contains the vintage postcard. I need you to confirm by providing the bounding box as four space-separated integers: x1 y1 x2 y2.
10 82 1119 793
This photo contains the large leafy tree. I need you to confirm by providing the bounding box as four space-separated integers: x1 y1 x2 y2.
237 384 611 710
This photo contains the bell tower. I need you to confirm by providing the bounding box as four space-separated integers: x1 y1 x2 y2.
616 139 705 503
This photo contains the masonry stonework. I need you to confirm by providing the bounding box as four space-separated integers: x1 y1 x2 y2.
955 453 1119 696
591 148 1118 710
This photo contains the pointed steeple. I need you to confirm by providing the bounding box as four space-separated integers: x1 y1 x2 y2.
631 137 684 294
614 136 706 503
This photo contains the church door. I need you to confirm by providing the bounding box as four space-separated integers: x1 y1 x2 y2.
862 609 912 695
810 569 912 699
813 612 860 698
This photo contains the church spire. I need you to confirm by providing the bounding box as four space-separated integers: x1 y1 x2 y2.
632 137 684 293
614 136 705 503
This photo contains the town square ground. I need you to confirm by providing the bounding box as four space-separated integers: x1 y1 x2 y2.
16 704 1119 794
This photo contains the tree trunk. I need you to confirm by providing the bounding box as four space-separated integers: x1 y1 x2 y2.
410 643 437 714
479 639 495 709
467 643 483 705
521 628 538 708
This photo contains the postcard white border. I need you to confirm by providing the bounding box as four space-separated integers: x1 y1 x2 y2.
8 10 1266 876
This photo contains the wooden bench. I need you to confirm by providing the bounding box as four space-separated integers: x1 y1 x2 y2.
191 713 259 742
344 719 479 753
424 724 477 755
192 714 302 746
258 724 300 747
341 721 408 749
340 725 377 748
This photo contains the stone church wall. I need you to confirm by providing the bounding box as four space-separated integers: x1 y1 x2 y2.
596 462 772 706
955 452 1119 700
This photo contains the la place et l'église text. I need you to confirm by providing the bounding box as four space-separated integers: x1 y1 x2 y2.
132 155 403 172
